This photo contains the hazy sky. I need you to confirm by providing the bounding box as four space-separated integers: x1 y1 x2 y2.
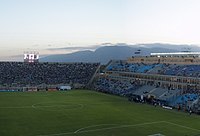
1 0 200 60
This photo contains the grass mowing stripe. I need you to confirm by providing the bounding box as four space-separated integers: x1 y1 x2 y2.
0 106 32 109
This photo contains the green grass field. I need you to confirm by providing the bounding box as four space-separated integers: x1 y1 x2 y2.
0 90 200 136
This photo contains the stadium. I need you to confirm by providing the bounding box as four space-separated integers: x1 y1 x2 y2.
1 51 200 136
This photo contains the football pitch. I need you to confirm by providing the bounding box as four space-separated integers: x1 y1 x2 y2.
0 90 200 136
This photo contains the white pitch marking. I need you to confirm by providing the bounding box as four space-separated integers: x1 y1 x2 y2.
75 121 166 134
148 133 165 136
163 121 200 132
74 124 118 133
37 121 165 136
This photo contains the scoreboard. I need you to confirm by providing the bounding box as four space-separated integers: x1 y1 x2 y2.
24 52 39 63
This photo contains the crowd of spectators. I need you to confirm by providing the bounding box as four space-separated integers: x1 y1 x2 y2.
0 62 99 87
163 64 200 77
93 76 200 111
93 77 141 96
103 60 200 112
106 60 200 77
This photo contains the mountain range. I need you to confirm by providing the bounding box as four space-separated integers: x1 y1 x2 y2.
40 43 200 64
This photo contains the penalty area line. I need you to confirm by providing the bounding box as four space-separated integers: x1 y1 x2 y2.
37 121 165 136
74 124 118 133
163 121 200 132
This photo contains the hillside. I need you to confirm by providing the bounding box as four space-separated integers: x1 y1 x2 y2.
40 43 188 64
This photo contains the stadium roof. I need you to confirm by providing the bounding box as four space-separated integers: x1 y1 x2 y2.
151 52 200 56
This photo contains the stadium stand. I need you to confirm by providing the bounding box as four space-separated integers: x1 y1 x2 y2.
94 77 140 96
0 62 99 89
191 96 200 114
132 85 155 96
168 93 198 107
106 60 200 77
94 54 200 112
